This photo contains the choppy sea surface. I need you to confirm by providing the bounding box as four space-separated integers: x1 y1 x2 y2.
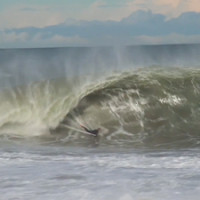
1 44 200 200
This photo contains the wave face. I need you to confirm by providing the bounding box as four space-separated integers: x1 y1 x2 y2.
0 67 200 148
53 68 200 148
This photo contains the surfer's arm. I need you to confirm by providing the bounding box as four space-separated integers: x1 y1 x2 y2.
80 124 89 132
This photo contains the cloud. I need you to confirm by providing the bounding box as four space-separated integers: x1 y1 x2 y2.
127 34 200 45
128 0 200 18
81 0 200 21
97 1 129 8
1 10 200 48
77 0 130 21
1 0 200 30
0 31 29 43
34 34 89 46
0 1 129 29
0 30 89 48
19 7 39 12
0 5 64 29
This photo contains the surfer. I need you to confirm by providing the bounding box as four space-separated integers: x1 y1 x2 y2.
80 125 100 136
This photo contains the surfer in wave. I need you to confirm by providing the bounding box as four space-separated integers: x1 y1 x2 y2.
80 125 100 137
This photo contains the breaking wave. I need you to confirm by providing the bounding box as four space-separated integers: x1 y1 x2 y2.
1 67 200 148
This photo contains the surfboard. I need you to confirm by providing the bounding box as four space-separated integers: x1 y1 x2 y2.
60 124 97 137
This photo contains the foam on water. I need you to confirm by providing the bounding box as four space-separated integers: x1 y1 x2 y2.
0 143 200 200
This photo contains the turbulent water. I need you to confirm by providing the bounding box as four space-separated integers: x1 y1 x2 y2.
1 45 200 200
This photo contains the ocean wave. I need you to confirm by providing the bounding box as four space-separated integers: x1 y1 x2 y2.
0 67 200 148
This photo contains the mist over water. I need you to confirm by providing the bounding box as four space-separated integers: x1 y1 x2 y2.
1 44 200 88
1 44 200 200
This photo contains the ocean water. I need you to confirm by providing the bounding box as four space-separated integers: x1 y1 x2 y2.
1 44 200 200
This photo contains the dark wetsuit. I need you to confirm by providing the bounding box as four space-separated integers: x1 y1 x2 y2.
80 125 99 136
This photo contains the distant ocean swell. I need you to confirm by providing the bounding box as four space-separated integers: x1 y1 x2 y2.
0 67 200 148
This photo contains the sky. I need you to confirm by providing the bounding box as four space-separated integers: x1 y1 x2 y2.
1 0 200 48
